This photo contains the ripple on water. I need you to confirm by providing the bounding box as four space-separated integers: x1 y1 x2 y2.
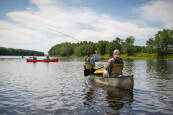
0 58 173 114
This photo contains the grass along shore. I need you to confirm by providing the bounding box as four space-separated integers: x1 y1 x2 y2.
99 53 173 60
52 53 173 60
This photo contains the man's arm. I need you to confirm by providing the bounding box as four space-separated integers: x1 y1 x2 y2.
104 59 112 71
93 53 98 61
93 50 98 61
90 50 99 64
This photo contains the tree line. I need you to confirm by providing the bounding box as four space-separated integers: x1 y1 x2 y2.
0 47 44 56
49 29 173 57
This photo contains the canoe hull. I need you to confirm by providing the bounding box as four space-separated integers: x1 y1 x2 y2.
26 59 59 62
87 75 134 90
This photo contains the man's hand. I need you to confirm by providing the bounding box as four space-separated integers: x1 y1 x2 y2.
95 50 98 54
118 75 123 77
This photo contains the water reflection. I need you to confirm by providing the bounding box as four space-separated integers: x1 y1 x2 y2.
146 60 173 80
83 81 134 114
105 87 133 110
1 57 173 114
123 59 134 75
83 86 95 105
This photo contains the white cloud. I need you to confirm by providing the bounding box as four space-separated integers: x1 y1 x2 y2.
0 0 160 53
137 0 173 29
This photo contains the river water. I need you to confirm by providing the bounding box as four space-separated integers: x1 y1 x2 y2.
0 56 173 115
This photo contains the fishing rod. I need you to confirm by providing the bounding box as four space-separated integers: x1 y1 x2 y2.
46 25 80 42
28 15 80 42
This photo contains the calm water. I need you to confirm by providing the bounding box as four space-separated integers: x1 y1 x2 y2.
0 56 173 115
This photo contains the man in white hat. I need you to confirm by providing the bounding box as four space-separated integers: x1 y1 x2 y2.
103 49 124 77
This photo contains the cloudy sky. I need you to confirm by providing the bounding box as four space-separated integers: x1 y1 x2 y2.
0 0 173 53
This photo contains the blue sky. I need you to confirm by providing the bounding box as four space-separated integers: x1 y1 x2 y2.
0 0 172 53
0 0 157 26
68 0 148 20
0 0 28 18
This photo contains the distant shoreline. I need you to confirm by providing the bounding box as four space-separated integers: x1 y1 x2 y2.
0 46 44 56
50 53 173 60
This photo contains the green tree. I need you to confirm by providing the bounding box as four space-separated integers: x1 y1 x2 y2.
122 36 135 55
155 29 173 55
106 42 115 56
146 38 155 54
97 40 108 55
105 37 123 56
0 47 44 56
48 42 74 56
112 37 123 52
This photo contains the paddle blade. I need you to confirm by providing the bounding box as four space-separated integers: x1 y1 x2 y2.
94 69 103 75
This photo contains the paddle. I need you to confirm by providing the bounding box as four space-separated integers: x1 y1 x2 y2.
95 64 104 69
84 64 104 76
84 69 92 76
95 66 104 70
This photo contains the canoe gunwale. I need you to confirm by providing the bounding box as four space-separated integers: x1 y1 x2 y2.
91 74 133 78
26 58 59 62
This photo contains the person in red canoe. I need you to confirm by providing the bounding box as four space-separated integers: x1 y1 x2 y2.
33 56 37 60
46 56 50 60
103 49 124 77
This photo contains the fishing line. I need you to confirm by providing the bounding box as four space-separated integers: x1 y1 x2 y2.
47 26 80 42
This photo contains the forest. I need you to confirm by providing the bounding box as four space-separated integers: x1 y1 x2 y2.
0 47 44 56
49 29 173 58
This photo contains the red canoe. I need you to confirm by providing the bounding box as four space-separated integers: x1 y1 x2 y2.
26 58 59 62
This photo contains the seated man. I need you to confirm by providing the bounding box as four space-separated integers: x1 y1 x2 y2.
103 50 123 77
84 50 99 76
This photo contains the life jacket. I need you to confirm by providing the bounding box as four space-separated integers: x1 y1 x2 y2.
85 58 95 69
111 57 123 75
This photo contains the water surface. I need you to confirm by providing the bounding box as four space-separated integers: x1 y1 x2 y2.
0 56 173 114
